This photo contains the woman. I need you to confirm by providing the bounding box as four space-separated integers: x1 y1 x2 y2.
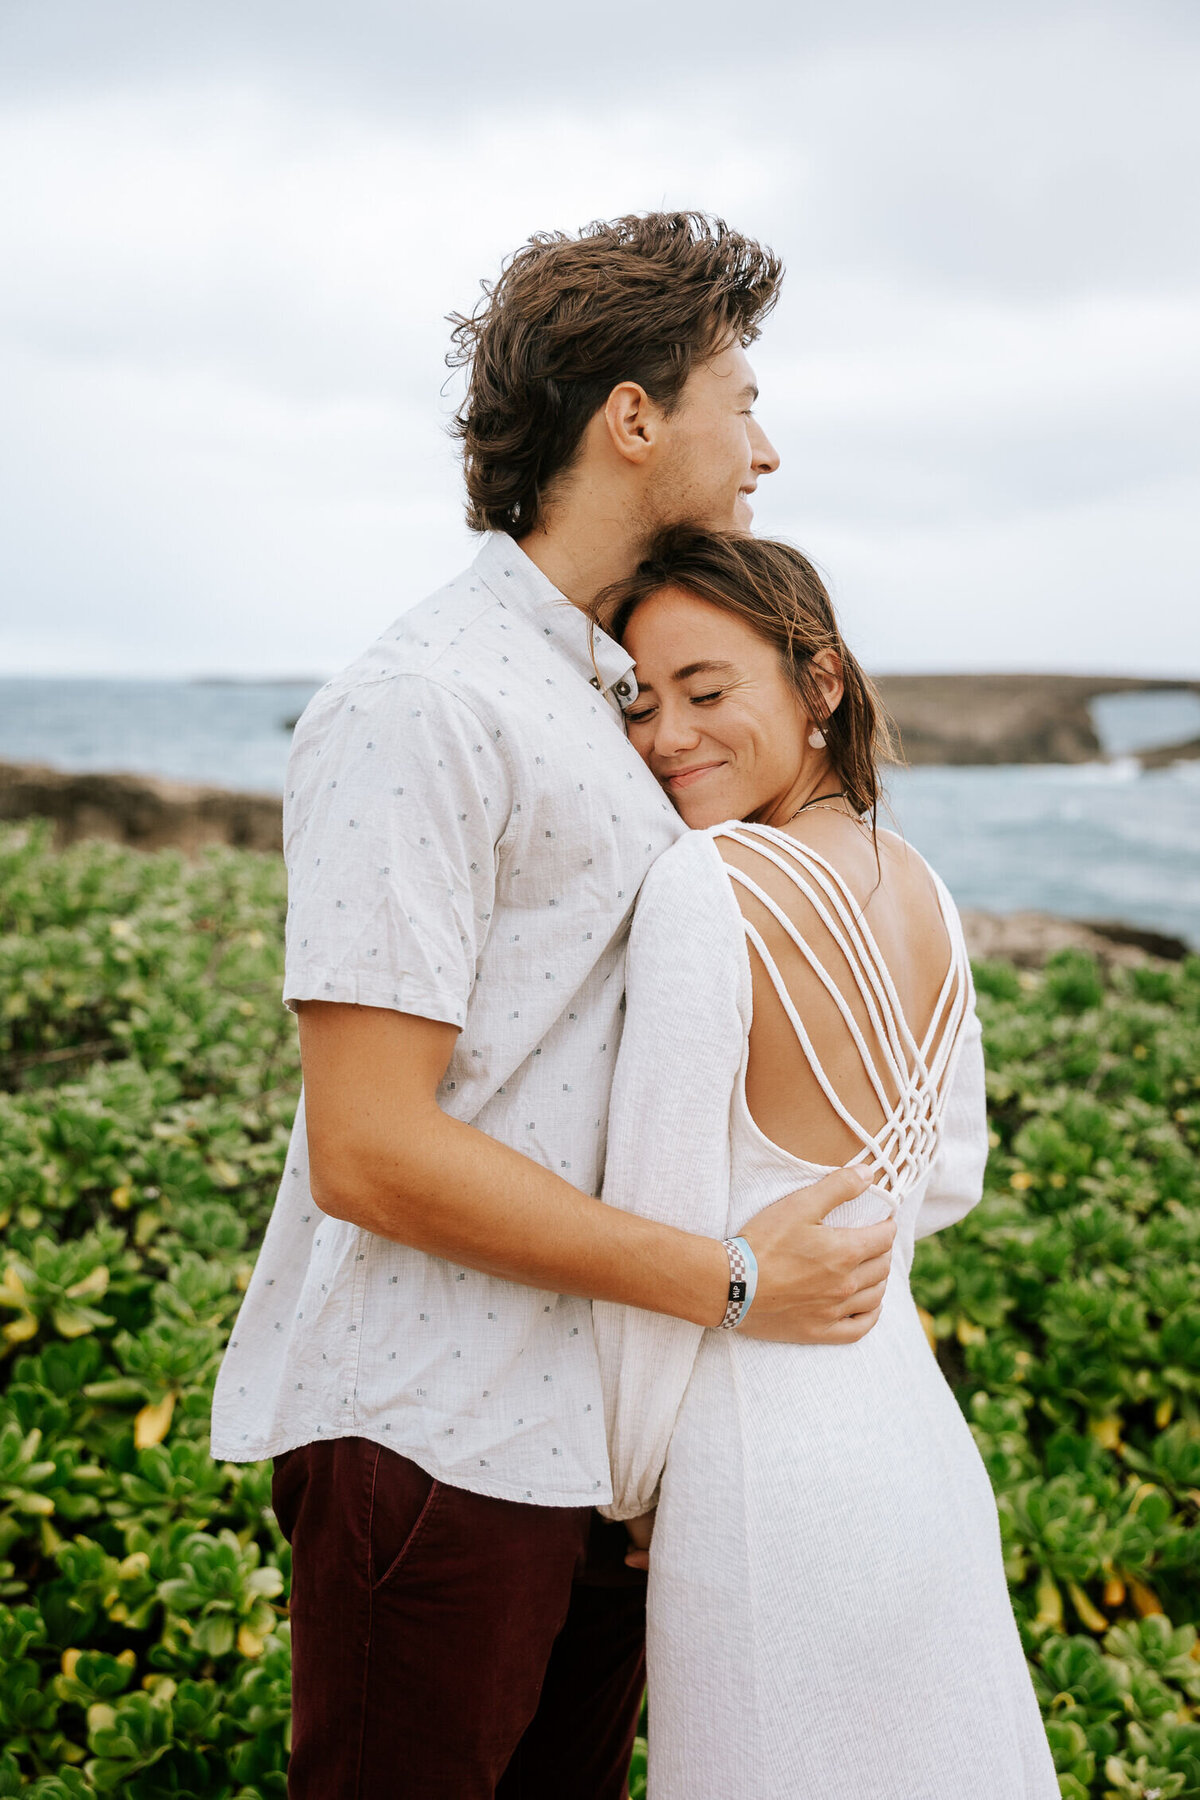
591 528 1057 1798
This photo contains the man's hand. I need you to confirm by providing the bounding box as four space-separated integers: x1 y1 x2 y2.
737 1166 895 1343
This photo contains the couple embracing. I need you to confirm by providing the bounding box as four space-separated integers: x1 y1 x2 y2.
211 212 1056 1798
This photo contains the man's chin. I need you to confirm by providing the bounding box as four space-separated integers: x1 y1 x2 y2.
655 492 754 535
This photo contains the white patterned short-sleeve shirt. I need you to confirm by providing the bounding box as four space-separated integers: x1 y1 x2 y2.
210 533 684 1503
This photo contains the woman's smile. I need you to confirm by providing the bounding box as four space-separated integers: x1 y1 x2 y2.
662 761 726 790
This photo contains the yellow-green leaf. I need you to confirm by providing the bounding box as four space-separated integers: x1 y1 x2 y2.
1130 1577 1164 1617
1088 1415 1123 1452
1035 1573 1064 1629
134 1392 175 1448
65 1265 109 1302
0 1264 29 1307
1067 1582 1108 1633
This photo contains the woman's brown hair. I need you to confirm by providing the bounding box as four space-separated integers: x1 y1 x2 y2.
596 526 895 824
447 212 782 538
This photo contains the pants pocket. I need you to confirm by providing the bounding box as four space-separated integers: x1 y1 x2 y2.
270 1447 305 1545
368 1445 442 1591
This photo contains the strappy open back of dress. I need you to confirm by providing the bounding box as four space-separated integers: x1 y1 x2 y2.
593 822 1057 1800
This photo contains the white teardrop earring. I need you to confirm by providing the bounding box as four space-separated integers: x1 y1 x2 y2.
808 728 826 749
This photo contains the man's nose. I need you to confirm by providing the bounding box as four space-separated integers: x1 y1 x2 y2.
750 417 781 476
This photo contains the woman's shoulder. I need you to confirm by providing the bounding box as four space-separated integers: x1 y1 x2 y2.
874 829 963 926
868 830 973 981
633 827 744 938
628 828 749 1016
639 824 729 891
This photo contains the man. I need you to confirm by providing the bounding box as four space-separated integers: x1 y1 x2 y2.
212 211 895 1799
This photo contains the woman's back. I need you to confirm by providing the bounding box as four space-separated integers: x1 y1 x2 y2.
715 816 969 1189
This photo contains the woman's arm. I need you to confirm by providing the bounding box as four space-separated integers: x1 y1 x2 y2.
594 842 748 1520
914 1009 989 1240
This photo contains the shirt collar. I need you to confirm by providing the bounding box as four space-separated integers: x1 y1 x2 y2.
472 533 638 714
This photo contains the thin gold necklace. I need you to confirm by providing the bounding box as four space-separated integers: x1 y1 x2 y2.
781 789 847 827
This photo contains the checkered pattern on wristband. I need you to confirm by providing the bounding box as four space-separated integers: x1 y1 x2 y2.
720 1237 752 1329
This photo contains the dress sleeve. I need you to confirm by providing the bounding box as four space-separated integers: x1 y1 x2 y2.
913 1007 989 1240
593 837 747 1522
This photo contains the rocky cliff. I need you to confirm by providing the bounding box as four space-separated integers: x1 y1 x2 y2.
874 673 1200 766
0 761 282 855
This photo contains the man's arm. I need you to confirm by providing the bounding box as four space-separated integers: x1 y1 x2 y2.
299 1002 894 1341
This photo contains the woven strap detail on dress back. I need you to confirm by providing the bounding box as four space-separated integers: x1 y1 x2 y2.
715 824 971 1199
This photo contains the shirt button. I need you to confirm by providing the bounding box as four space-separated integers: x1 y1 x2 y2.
614 680 632 699
589 676 601 689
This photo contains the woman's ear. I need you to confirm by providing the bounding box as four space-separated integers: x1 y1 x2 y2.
811 649 845 721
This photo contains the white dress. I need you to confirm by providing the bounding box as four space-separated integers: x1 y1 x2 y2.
593 826 1057 1800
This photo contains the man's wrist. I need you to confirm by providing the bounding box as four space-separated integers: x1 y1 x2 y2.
681 1232 733 1329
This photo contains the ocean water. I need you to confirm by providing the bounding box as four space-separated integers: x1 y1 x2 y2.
884 759 1199 947
0 678 319 796
1 678 1197 948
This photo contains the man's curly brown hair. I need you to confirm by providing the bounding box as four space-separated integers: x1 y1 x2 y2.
446 212 783 538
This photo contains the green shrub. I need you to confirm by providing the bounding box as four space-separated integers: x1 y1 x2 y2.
913 941 1200 1796
0 824 295 1792
0 818 1197 1795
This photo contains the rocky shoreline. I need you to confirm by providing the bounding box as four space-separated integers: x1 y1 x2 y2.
874 673 1200 766
2 757 1192 968
0 760 282 855
956 909 1190 969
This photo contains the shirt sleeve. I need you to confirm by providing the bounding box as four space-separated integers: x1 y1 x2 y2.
913 1006 989 1240
281 673 511 1029
593 837 746 1522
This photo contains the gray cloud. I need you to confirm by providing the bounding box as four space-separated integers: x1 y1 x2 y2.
0 0 1196 677
4 0 1193 104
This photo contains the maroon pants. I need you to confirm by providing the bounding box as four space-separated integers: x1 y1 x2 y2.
271 1438 647 1799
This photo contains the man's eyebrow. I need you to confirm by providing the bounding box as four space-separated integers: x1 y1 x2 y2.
738 383 759 403
674 660 737 681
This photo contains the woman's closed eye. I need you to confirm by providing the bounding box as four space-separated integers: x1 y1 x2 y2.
626 690 724 726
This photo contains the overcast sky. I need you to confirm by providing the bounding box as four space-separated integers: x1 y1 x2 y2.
1 0 1197 678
